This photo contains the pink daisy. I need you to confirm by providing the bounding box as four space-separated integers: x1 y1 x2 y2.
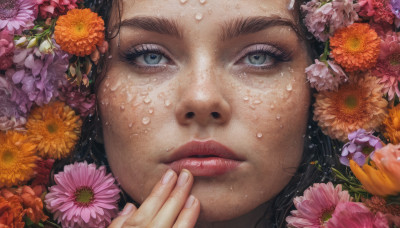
45 162 120 228
373 33 400 100
286 182 351 227
326 202 389 228
0 0 37 34
306 59 347 91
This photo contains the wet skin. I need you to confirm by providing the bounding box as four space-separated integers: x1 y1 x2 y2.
99 0 312 226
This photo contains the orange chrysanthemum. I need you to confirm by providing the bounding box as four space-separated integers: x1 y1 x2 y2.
54 8 104 56
26 102 82 159
330 23 380 72
313 75 387 141
383 105 400 144
0 195 24 228
0 131 38 188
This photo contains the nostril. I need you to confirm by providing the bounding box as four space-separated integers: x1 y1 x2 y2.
211 112 221 119
185 112 195 119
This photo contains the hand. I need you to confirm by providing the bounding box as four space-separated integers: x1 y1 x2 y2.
109 169 200 228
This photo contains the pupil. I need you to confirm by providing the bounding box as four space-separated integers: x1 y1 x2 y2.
249 54 267 65
144 53 162 64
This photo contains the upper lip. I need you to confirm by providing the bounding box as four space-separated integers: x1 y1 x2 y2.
164 140 244 163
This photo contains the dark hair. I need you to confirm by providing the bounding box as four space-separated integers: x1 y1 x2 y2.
58 1 341 227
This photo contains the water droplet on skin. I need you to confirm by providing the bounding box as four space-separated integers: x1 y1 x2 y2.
199 0 206 4
108 55 112 59
250 105 256 110
120 105 125 111
110 81 121 92
253 100 262 105
276 115 281 120
180 0 187 3
243 96 249 101
144 97 151 104
164 99 171 107
256 132 263 138
195 12 203 21
270 104 275 110
280 124 283 129
142 117 151 125
141 91 149 96
286 84 293 91
105 82 110 87
105 121 109 126
129 122 133 128
148 108 154 114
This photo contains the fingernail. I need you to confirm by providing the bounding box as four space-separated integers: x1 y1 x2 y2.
119 203 134 216
185 195 195 208
162 169 174 185
177 170 189 187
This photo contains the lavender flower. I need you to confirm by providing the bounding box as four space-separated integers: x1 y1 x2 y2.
0 0 37 34
391 0 400 19
11 44 69 106
301 0 358 42
0 76 27 131
306 59 347 91
340 129 383 166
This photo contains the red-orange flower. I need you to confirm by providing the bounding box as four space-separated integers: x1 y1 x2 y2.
0 195 24 228
54 8 105 56
330 23 380 72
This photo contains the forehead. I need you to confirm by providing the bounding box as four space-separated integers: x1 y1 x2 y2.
119 0 295 22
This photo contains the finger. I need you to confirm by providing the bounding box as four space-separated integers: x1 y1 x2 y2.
150 169 194 228
108 203 137 228
124 169 177 226
173 195 200 228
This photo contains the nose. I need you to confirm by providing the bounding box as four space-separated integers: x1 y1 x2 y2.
175 69 231 126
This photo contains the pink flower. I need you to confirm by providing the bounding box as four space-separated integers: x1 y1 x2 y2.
36 0 80 18
326 202 389 228
45 162 120 228
0 30 14 70
286 182 351 227
301 0 358 42
0 0 37 34
373 33 400 100
358 0 395 24
306 59 347 91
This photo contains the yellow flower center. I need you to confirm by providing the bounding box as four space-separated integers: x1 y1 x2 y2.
46 122 59 134
346 36 364 52
73 21 88 37
321 209 333 222
2 150 14 164
75 187 94 205
344 95 358 109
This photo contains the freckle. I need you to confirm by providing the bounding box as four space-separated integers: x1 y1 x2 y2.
142 117 151 125
195 12 203 21
256 132 263 138
143 97 152 104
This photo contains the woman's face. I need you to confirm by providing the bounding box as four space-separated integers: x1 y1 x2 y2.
98 0 311 222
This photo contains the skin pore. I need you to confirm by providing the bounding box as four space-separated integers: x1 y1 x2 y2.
100 0 312 227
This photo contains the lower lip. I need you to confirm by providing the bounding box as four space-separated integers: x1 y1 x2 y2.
167 157 241 176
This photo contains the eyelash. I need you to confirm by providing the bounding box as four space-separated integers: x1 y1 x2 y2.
120 44 291 71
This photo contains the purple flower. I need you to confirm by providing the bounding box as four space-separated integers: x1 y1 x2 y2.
0 0 37 34
11 44 69 106
306 59 347 91
340 129 383 166
59 81 96 117
0 30 14 70
0 75 27 131
391 0 400 19
301 0 358 42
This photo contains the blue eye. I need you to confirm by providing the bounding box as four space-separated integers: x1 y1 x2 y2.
245 53 273 66
121 44 170 68
143 53 163 65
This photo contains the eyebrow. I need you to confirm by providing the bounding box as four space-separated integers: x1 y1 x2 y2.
117 16 183 39
221 16 301 41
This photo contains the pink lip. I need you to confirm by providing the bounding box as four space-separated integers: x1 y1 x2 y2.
164 140 244 176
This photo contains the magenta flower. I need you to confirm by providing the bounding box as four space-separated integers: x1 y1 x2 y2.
45 162 120 228
306 59 347 91
391 0 400 19
326 202 389 228
358 0 395 24
0 0 37 34
36 0 79 18
340 129 382 166
286 182 351 227
58 81 96 117
301 0 358 42
373 33 400 100
0 30 14 70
